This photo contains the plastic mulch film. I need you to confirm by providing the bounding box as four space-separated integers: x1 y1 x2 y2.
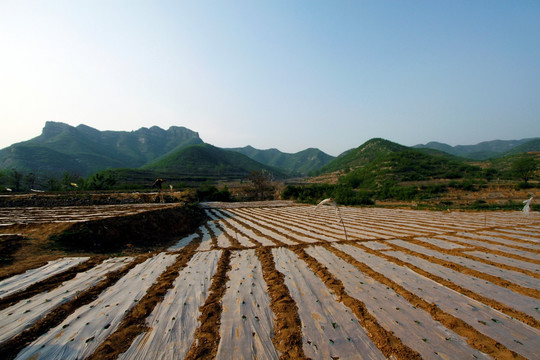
387 239 540 291
305 245 490 359
436 234 538 260
272 247 385 360
216 249 279 359
0 257 90 300
15 253 177 360
479 230 540 243
0 257 133 344
413 237 469 250
361 241 392 251
334 243 540 360
119 250 222 360
226 210 297 245
385 250 540 321
455 232 540 251
197 224 214 251
218 211 275 247
463 250 539 273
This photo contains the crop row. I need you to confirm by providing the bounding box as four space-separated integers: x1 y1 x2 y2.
0 204 538 359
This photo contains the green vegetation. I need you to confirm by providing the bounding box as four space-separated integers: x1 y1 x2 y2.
196 184 232 202
282 184 373 206
415 138 539 160
144 143 286 179
1 128 537 208
316 138 408 174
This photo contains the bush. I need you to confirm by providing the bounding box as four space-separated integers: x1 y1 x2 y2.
196 185 231 202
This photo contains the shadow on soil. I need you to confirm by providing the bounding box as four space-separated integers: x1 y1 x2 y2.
49 204 206 253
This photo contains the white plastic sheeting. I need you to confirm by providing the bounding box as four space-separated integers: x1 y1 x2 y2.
241 208 339 243
456 232 540 251
388 239 540 291
272 247 385 360
216 250 279 359
385 250 540 321
167 229 200 251
0 257 89 299
305 245 489 360
15 253 177 360
0 257 133 344
464 251 539 273
226 210 297 245
479 230 540 244
197 225 214 251
119 250 222 360
436 234 539 260
413 237 469 250
335 243 540 360
210 212 256 248
217 211 275 246
361 241 392 251
0 204 177 225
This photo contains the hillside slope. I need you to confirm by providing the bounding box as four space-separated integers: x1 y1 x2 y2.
318 138 408 174
144 143 287 179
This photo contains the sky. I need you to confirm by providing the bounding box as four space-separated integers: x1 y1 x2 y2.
0 1 539 157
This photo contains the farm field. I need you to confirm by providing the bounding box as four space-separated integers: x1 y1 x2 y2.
0 201 539 359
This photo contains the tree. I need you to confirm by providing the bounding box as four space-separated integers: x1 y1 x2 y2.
61 171 82 190
86 171 117 190
24 172 36 190
511 157 537 185
248 170 274 200
10 169 22 192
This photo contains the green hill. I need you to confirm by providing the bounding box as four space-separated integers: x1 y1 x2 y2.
144 143 287 179
414 138 538 160
227 146 334 175
340 149 483 188
503 138 540 156
318 138 408 174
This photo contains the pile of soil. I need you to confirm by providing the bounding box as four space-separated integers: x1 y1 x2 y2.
0 234 25 265
51 204 206 252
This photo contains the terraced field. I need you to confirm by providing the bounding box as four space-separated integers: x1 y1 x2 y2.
1 201 539 359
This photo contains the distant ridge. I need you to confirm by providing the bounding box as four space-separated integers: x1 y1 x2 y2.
226 146 334 175
0 121 537 182
414 138 539 160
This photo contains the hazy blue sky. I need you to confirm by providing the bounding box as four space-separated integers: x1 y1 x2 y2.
1 1 539 156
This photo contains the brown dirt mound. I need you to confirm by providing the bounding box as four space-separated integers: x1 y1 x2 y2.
256 247 306 360
51 204 205 252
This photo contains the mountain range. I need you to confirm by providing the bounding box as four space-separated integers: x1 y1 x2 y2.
413 138 540 160
0 122 538 182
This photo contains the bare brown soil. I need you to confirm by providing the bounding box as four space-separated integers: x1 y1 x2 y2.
256 247 305 360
